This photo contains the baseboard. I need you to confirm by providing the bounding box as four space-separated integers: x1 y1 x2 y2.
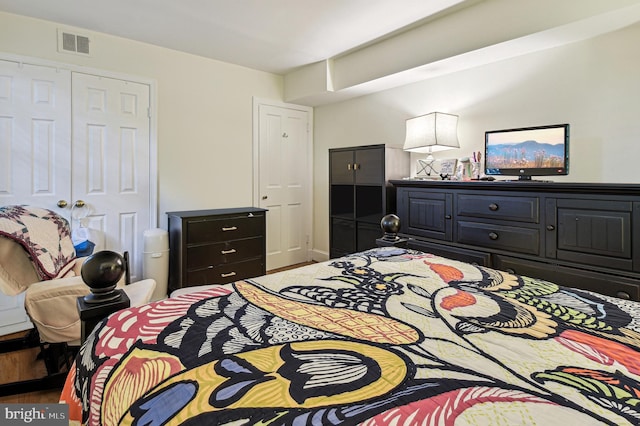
311 249 329 263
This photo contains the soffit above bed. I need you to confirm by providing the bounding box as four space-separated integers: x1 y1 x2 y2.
0 0 639 106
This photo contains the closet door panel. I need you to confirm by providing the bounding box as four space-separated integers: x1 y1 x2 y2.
0 60 71 336
0 60 72 211
72 72 151 280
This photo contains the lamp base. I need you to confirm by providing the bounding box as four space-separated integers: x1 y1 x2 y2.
416 158 437 176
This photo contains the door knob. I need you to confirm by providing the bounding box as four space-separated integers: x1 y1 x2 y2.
57 200 68 208
75 200 86 208
262 195 268 200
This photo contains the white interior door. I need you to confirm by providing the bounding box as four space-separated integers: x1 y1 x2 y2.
72 72 151 281
0 60 71 335
256 101 312 270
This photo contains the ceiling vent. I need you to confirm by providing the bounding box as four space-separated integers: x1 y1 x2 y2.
57 28 91 56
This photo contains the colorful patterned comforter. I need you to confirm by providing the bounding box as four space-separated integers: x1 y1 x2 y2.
60 247 640 425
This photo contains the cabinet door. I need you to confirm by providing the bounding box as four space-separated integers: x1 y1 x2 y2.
398 188 453 241
354 147 384 184
549 199 633 272
330 150 354 184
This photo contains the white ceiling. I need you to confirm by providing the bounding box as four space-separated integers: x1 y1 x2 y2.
1 0 640 105
0 0 469 75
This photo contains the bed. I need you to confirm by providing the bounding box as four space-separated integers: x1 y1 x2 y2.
60 247 640 425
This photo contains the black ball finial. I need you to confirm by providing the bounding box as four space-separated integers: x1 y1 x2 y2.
380 214 401 241
81 250 125 304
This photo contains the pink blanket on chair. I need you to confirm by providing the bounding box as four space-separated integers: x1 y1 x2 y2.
0 205 76 280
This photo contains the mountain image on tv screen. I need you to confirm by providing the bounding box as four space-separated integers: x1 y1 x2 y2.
486 140 565 169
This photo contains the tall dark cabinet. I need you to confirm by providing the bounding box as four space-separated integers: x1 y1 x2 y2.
329 144 409 258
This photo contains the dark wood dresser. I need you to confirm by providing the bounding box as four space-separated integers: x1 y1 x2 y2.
167 207 267 292
390 180 640 301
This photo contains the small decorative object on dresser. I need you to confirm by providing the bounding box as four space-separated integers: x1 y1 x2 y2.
167 207 267 292
439 158 457 179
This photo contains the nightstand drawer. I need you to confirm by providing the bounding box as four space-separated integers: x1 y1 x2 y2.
457 194 539 223
457 221 540 255
186 237 263 269
187 214 265 244
186 258 265 286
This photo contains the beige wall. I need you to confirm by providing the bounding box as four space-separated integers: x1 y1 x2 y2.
0 11 283 226
313 22 640 257
3 12 639 260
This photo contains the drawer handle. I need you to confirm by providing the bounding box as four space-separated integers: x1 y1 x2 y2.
445 215 452 220
506 268 516 274
616 291 631 300
488 203 499 211
221 249 237 255
488 232 499 240
546 225 555 231
222 226 238 231
221 272 237 278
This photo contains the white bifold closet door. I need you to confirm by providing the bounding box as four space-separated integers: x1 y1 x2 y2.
0 60 152 336
0 61 72 209
0 60 71 335
72 72 151 282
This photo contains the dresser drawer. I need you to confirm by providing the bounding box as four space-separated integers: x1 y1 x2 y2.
407 239 491 266
187 214 264 244
186 258 265 286
457 194 539 223
493 255 640 302
186 237 263 269
457 221 540 255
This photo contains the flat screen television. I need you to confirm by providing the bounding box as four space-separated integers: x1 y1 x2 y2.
484 123 569 180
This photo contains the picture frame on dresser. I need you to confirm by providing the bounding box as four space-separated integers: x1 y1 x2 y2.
439 158 457 177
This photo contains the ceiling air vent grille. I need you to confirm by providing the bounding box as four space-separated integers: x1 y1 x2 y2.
58 29 91 56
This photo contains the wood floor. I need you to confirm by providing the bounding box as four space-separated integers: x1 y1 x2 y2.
0 261 316 404
0 331 62 403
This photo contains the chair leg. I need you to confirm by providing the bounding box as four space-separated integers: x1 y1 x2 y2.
38 343 78 376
